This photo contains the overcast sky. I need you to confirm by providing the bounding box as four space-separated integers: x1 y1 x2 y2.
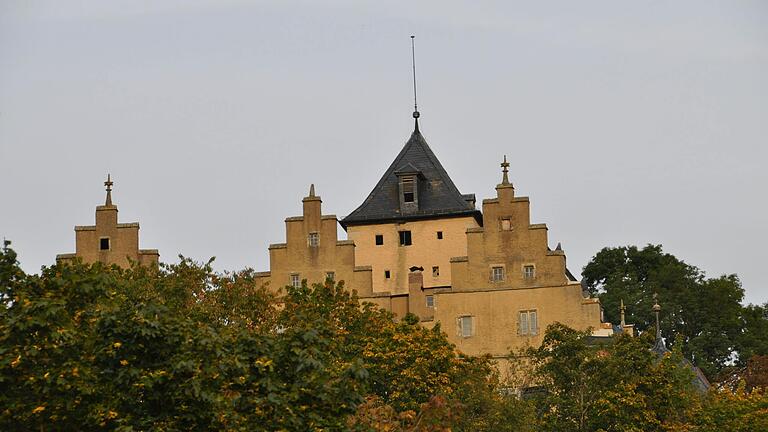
1 1 766 305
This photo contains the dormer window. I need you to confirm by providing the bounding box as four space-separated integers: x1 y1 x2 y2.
396 170 420 213
402 176 415 203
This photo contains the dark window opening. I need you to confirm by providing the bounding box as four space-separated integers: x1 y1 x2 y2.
402 177 415 203
375 234 384 245
399 230 412 246
385 270 391 279
100 238 110 251
436 231 443 240
432 266 440 277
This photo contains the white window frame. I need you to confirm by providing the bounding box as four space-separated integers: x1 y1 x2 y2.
491 266 505 282
290 273 300 288
523 264 536 279
308 232 319 247
518 310 539 336
458 315 474 338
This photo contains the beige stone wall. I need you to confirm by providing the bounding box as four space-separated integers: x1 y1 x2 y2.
451 184 570 291
346 216 480 295
435 181 605 358
260 188 373 295
57 204 158 268
433 283 602 357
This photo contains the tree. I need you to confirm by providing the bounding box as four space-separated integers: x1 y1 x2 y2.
527 323 703 432
1 245 527 431
582 244 750 377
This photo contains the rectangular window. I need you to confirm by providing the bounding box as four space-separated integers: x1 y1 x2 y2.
519 310 539 336
459 316 473 338
402 177 415 203
99 237 110 251
384 270 391 279
491 266 504 282
326 272 335 282
432 266 439 277
501 218 512 231
375 234 384 245
308 232 319 247
524 265 535 279
426 295 434 308
436 231 443 240
290 274 300 288
399 230 412 246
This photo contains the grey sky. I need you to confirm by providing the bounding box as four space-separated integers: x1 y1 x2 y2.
1 1 766 305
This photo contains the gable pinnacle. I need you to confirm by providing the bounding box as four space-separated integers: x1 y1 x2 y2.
309 184 316 198
500 155 510 185
104 174 114 206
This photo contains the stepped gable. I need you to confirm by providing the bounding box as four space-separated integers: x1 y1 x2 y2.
341 125 481 228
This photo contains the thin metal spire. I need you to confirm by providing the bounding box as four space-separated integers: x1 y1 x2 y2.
620 299 626 327
104 174 114 206
651 292 668 353
411 35 420 129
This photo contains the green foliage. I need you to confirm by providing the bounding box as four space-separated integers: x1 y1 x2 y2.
527 323 702 432
581 244 767 377
0 245 530 431
2 242 764 431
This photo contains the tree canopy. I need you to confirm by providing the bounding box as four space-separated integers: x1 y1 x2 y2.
582 244 768 378
1 243 766 431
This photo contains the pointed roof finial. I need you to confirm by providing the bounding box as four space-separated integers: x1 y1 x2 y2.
104 174 114 206
309 183 316 198
500 155 510 185
411 35 420 131
620 299 626 327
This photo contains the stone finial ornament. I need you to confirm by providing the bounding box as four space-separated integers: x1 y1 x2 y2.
104 174 114 206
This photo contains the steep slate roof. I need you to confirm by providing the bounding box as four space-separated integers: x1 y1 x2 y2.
341 121 482 229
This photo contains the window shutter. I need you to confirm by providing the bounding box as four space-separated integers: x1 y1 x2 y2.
517 312 522 335
530 311 538 335
520 312 529 335
462 317 473 337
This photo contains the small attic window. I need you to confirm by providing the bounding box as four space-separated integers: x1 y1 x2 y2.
398 173 419 212
99 237 110 251
402 177 415 203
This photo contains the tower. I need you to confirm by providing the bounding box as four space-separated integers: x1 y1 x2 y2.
56 175 159 268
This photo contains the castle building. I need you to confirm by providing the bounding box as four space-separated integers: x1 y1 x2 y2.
56 175 159 267
55 118 615 363
257 116 614 360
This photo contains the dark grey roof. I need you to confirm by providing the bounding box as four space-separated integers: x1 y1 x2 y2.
341 121 481 228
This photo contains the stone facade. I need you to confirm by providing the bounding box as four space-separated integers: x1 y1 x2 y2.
56 176 158 268
255 121 613 360
254 185 373 296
